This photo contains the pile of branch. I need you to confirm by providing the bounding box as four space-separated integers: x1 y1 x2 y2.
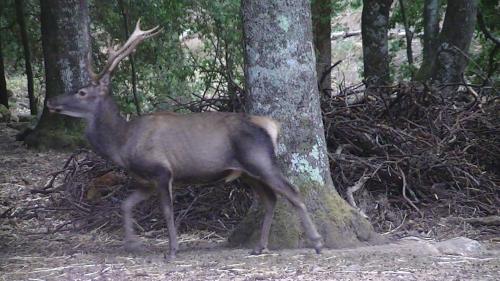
37 81 498 240
42 150 251 235
322 82 499 237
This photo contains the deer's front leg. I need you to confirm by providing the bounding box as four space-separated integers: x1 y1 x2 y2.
158 171 178 260
122 188 151 251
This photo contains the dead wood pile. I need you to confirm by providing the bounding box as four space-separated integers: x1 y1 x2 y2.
322 82 499 238
38 82 498 240
38 150 252 235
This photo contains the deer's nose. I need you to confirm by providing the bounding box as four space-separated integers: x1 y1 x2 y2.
46 100 61 113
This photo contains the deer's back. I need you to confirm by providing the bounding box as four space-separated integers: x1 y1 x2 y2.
121 112 275 183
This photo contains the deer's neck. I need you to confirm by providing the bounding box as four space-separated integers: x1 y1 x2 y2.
86 97 128 166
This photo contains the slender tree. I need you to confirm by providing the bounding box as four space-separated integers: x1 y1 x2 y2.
312 0 332 92
431 0 479 86
23 0 91 148
398 0 413 69
15 0 36 115
361 0 393 87
0 33 8 109
117 0 141 115
231 0 376 249
416 0 441 81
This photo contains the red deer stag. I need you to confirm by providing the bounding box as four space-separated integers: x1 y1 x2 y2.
47 20 323 259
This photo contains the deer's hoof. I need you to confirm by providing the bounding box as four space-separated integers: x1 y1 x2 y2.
314 246 322 254
312 238 323 254
124 239 143 253
163 251 177 261
250 247 270 255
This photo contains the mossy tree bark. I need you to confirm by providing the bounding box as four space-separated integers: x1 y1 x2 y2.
430 0 479 88
361 0 393 87
230 0 377 250
23 0 92 149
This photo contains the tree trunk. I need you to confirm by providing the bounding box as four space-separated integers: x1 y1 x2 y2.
431 0 478 87
231 0 377 249
398 0 413 69
15 0 37 115
117 0 140 115
23 0 91 149
312 0 332 93
361 0 393 87
416 0 440 81
0 33 8 109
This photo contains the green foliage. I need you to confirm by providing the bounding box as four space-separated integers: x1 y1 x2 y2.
89 0 244 114
389 0 424 32
1 0 44 103
349 0 363 9
466 0 500 86
2 0 497 117
2 0 246 115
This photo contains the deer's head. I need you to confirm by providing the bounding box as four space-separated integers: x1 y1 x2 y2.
47 20 161 120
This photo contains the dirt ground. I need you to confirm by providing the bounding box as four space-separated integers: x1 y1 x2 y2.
1 123 499 281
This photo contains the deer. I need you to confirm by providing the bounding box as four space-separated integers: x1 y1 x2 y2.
46 20 323 259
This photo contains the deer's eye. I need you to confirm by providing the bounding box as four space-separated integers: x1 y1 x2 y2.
78 90 87 97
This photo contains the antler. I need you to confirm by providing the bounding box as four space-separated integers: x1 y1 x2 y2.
87 19 162 81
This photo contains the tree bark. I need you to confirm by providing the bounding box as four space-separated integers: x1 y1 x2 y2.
23 0 91 149
312 0 332 93
398 0 413 69
431 0 479 86
117 0 141 115
361 0 393 87
231 0 377 249
0 32 8 109
15 0 37 115
416 0 440 81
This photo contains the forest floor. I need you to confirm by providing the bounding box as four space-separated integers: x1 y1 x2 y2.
1 123 499 281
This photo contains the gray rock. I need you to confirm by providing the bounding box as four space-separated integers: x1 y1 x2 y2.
435 237 483 256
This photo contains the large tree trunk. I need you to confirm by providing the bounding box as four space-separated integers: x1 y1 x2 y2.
230 0 376 249
416 0 440 81
0 33 8 109
15 0 37 115
361 0 393 87
23 0 91 149
312 0 332 93
431 0 479 86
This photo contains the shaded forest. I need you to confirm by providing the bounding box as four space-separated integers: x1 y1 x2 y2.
0 0 499 273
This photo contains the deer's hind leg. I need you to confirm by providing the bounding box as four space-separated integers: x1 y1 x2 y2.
237 147 323 254
157 169 178 260
243 176 277 255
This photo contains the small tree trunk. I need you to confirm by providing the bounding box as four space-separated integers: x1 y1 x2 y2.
361 0 393 87
398 0 413 69
23 0 92 149
431 0 479 87
231 0 377 250
0 33 8 109
416 0 440 81
312 0 332 93
15 0 37 115
117 0 140 115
